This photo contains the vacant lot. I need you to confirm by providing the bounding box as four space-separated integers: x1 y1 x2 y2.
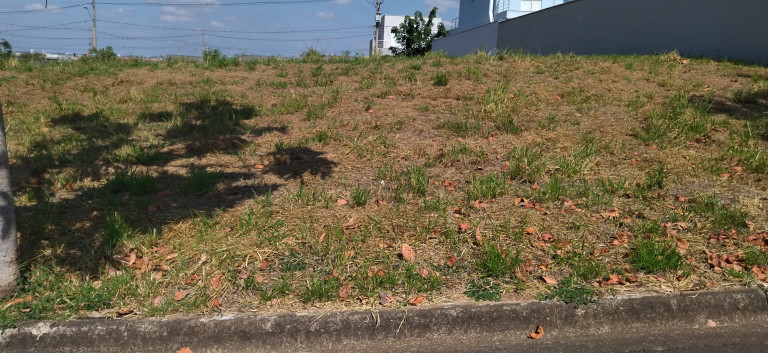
0 52 766 326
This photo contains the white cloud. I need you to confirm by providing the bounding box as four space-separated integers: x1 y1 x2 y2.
24 3 58 10
315 12 336 19
161 6 194 22
210 21 224 27
332 0 351 4
424 0 459 9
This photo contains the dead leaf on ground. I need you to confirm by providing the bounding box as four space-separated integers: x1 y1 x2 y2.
174 291 190 301
3 295 33 309
408 294 424 306
379 291 393 306
706 319 717 327
336 199 348 206
528 325 544 339
401 243 416 262
542 276 558 284
177 348 193 353
339 284 352 301
211 299 222 308
210 274 223 289
459 223 471 232
447 255 457 267
343 217 357 229
153 296 166 307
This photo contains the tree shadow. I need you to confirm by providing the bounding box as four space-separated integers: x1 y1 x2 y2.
264 146 338 183
8 99 311 281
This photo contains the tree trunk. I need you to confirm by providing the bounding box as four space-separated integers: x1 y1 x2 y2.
0 102 18 297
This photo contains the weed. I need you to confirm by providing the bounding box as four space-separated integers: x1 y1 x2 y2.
181 168 219 195
643 164 667 189
438 118 485 137
403 166 430 197
104 169 156 196
635 92 712 143
352 184 372 207
465 278 502 301
433 72 450 86
508 146 549 183
477 243 522 279
467 173 508 200
538 275 595 306
688 195 749 231
744 247 768 266
630 236 686 274
531 176 566 203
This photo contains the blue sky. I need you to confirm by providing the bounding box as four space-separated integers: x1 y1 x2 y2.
0 0 459 57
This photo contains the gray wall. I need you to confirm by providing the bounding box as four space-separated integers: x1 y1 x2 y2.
436 0 768 65
433 22 499 55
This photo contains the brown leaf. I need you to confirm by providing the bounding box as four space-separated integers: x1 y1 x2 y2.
65 182 74 190
524 227 537 235
157 190 172 196
174 291 190 301
401 243 416 262
379 291 393 306
601 208 620 219
165 253 179 261
528 325 544 340
408 294 424 306
259 259 271 270
459 223 471 232
343 217 357 229
177 348 193 353
3 295 33 309
339 284 352 301
447 255 457 267
542 276 558 284
473 199 488 208
116 308 134 316
154 264 170 272
376 199 387 205
442 180 457 191
676 238 689 251
419 267 430 279
212 299 222 308
184 274 201 285
211 274 223 289
336 199 348 206
254 164 265 169
604 274 624 285
706 319 717 327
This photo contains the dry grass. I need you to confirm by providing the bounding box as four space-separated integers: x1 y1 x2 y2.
0 52 767 325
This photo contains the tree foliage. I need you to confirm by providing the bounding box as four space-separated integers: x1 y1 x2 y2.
390 7 449 57
87 46 118 61
0 39 11 58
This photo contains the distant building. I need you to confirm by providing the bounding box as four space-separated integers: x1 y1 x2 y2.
370 14 443 56
454 0 573 33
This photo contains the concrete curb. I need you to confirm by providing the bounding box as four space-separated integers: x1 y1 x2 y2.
1 288 766 352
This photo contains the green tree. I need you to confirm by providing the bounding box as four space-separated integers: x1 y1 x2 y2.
0 39 11 58
87 46 117 61
390 7 449 57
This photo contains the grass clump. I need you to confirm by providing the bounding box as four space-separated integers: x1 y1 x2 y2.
432 72 450 86
630 236 686 274
467 173 508 200
635 92 712 143
476 242 522 279
104 169 156 196
744 247 768 267
508 146 549 183
351 184 372 207
538 275 595 306
465 278 502 302
688 196 749 231
181 168 219 195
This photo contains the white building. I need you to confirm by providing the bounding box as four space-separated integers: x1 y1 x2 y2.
370 14 443 56
454 0 573 33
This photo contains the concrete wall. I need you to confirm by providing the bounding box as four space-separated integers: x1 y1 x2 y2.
499 0 768 64
436 0 768 65
433 22 500 55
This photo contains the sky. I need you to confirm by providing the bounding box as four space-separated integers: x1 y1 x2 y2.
0 0 460 57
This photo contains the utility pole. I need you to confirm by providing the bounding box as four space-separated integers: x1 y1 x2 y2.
83 0 97 51
201 30 206 54
372 0 382 56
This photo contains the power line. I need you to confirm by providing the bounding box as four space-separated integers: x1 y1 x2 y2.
0 5 82 15
0 20 91 33
98 20 372 34
98 0 334 6
207 33 370 42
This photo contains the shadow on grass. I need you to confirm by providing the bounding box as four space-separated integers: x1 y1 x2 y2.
264 146 338 183
10 98 335 283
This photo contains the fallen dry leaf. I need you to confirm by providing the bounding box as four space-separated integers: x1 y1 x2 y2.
210 274 223 289
336 199 348 206
542 276 558 284
706 319 717 327
447 255 457 267
459 223 471 232
177 348 193 353
212 299 222 308
157 190 172 196
379 291 393 306
528 325 544 340
3 295 33 309
254 164 265 169
524 227 538 235
343 217 357 229
401 243 416 262
153 296 166 307
174 291 190 301
339 284 352 301
408 294 424 306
